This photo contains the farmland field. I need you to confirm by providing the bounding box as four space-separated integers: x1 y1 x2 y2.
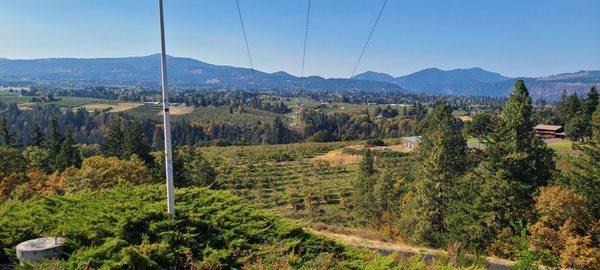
0 95 31 104
80 102 141 112
122 104 162 119
0 96 111 107
202 141 409 226
182 106 282 125
202 141 358 225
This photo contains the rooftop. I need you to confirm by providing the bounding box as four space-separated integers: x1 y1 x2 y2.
534 124 563 131
403 136 421 142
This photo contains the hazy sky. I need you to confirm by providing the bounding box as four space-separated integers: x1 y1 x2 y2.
1 0 599 78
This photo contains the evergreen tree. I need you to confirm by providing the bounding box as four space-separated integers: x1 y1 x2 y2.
372 170 396 225
403 102 467 246
583 86 598 139
54 132 82 171
151 126 164 151
101 117 125 158
48 115 62 157
0 116 18 147
124 121 153 166
584 86 599 117
565 112 588 141
359 150 376 176
560 104 600 219
593 104 600 142
27 122 45 147
557 92 580 125
472 80 555 245
492 80 555 188
352 150 378 225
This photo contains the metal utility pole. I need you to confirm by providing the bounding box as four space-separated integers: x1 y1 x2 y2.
158 0 175 217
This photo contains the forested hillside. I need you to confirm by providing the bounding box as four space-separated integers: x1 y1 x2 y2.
0 80 598 269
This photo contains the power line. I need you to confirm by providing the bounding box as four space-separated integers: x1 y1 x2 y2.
300 0 311 89
235 0 256 84
346 0 388 89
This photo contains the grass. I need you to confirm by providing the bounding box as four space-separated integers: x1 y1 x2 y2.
546 139 573 151
123 105 162 119
466 137 481 144
0 96 111 107
0 95 31 104
80 102 142 112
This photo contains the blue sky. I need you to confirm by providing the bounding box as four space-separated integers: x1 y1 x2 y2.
1 0 598 78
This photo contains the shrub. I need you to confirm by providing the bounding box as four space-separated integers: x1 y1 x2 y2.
0 185 400 269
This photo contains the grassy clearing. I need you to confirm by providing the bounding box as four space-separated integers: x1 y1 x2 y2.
466 137 480 144
546 139 573 151
51 97 108 107
158 105 194 116
313 148 363 166
80 102 141 112
0 95 31 104
0 96 110 108
123 105 162 119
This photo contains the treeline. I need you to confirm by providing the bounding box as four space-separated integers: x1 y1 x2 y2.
0 135 216 202
0 103 298 148
300 103 426 142
350 80 600 269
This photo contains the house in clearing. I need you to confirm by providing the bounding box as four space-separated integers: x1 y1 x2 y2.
402 136 421 150
533 124 565 139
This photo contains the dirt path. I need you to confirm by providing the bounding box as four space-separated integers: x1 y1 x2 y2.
310 229 514 270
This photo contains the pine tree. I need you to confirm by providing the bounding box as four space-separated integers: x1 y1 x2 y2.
560 103 600 219
583 86 599 139
48 115 62 157
54 133 82 171
565 112 588 141
473 80 555 244
404 102 467 246
0 116 18 147
124 121 153 165
593 104 600 142
360 150 376 176
351 150 378 225
27 122 45 147
151 126 164 151
557 92 581 126
493 80 554 188
584 86 599 117
101 117 125 158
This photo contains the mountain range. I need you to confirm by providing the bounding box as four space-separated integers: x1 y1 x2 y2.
0 54 400 91
0 54 598 99
355 68 600 99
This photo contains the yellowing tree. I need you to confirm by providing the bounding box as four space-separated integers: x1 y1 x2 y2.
65 155 157 192
529 186 599 269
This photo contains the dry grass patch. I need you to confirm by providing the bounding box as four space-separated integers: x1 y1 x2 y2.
388 144 411 153
158 106 194 116
313 149 362 166
81 102 141 112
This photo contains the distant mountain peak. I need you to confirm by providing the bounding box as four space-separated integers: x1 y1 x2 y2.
353 71 396 83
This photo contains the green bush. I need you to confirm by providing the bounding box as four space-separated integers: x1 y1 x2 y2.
0 185 396 269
